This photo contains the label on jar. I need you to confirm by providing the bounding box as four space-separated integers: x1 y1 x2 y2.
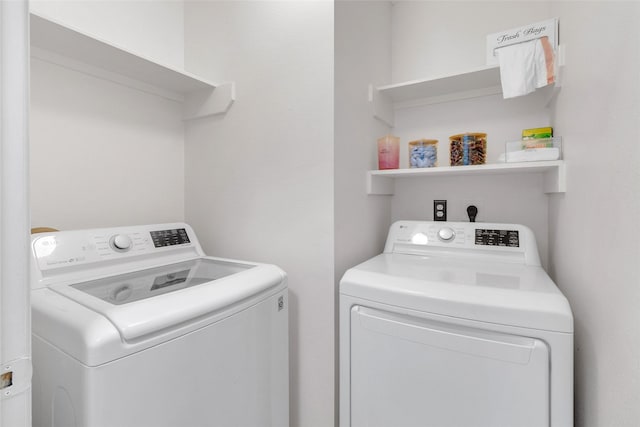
462 134 475 166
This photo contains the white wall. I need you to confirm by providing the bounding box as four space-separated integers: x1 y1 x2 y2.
30 60 185 230
391 1 553 82
548 2 640 426
183 2 334 427
334 2 392 291
29 1 185 230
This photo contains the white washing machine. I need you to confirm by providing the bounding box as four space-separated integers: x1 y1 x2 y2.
340 221 573 427
30 223 289 427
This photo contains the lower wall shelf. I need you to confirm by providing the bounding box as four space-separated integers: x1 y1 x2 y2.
368 160 566 195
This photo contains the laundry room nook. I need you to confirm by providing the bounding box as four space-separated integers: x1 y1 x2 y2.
0 1 637 427
335 3 639 426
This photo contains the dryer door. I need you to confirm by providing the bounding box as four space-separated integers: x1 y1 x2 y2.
349 306 550 427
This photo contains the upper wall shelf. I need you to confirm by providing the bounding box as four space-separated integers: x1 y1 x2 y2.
381 65 502 106
30 12 234 120
370 46 564 127
368 161 566 195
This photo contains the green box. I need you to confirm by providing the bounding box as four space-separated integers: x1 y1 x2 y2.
522 127 553 140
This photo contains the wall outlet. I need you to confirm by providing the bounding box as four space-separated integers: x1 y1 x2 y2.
434 200 447 221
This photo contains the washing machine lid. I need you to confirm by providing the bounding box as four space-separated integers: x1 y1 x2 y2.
50 257 286 341
340 253 573 333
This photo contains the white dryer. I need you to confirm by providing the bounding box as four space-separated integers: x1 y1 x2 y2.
31 223 288 427
340 221 573 427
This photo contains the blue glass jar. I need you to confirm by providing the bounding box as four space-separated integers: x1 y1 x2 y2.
408 139 438 168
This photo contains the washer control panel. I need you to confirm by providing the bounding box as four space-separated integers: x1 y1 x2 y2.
150 228 191 248
383 221 540 266
32 223 201 273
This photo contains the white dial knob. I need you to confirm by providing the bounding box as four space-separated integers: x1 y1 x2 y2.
438 227 456 242
112 234 132 251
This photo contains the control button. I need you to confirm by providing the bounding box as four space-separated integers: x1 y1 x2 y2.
111 234 132 251
438 227 456 242
110 285 132 303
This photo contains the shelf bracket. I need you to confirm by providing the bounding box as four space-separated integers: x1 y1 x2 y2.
368 84 394 127
183 81 235 121
543 161 566 194
367 171 395 195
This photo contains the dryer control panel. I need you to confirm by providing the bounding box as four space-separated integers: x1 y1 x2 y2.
384 221 540 266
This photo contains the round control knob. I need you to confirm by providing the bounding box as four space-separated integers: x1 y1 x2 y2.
438 227 456 242
111 234 132 251
110 284 132 303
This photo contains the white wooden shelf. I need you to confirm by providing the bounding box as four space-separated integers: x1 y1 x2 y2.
30 12 234 120
382 65 502 104
370 47 564 127
368 161 566 195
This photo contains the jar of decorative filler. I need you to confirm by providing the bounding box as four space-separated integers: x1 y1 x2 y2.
408 139 438 168
449 133 487 166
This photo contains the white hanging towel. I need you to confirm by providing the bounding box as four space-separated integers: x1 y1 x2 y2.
497 36 556 99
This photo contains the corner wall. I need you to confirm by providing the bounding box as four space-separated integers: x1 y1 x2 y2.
334 2 392 292
183 3 335 426
548 2 640 426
